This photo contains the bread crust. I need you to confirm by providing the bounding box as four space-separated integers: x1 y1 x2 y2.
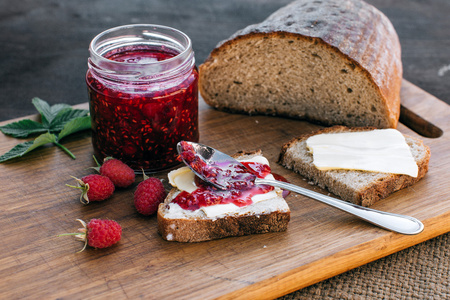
199 0 402 128
278 126 430 206
157 204 290 242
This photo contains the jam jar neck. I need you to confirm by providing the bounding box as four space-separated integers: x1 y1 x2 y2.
88 24 195 87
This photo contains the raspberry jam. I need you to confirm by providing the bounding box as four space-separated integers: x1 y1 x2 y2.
87 25 199 171
175 142 274 210
174 161 274 210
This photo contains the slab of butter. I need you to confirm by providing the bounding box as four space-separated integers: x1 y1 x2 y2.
306 129 418 177
168 166 197 193
168 155 280 218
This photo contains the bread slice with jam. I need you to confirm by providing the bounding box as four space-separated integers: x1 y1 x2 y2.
157 150 290 242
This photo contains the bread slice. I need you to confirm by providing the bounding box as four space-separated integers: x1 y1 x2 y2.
157 150 290 242
278 126 430 207
199 0 402 129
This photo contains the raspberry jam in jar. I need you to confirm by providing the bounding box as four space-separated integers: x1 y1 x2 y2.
86 25 199 172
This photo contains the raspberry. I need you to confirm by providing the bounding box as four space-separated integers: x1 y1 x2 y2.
67 174 115 204
93 157 136 188
85 219 122 249
134 175 167 216
59 219 122 252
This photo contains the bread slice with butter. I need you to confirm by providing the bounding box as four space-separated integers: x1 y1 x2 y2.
278 126 430 207
157 150 290 242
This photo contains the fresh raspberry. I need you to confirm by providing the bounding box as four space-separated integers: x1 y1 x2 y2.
98 157 135 188
67 174 115 204
134 176 167 215
85 219 122 249
59 219 122 252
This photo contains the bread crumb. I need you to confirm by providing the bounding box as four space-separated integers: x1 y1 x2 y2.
263 245 267 248
166 233 173 241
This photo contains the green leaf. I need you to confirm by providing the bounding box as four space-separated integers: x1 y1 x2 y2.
32 97 71 126
50 109 89 132
24 132 57 155
0 119 47 138
58 116 91 140
0 132 56 162
1 98 90 162
0 141 35 162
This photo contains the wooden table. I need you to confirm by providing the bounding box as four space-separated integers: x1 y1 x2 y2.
0 79 449 299
1 0 449 299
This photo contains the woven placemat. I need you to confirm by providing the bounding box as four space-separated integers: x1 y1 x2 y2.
280 232 449 299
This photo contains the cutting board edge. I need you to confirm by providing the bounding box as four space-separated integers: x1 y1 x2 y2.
216 211 450 300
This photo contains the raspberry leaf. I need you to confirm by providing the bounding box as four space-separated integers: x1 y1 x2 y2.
58 116 91 140
0 98 90 162
0 132 57 162
0 119 48 138
23 132 58 154
32 97 72 126
50 109 89 133
0 141 35 162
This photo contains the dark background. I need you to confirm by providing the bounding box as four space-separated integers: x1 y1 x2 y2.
0 0 449 122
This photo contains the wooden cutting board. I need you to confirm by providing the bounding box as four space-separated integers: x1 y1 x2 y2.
0 80 448 299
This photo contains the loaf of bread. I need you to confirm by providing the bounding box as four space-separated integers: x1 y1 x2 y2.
278 126 430 207
199 0 402 129
157 150 290 242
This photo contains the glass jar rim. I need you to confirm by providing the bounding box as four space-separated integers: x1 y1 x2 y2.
88 24 194 82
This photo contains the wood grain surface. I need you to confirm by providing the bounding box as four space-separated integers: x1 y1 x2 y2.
0 80 448 299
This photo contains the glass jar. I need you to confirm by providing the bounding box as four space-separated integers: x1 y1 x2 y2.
86 24 199 172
